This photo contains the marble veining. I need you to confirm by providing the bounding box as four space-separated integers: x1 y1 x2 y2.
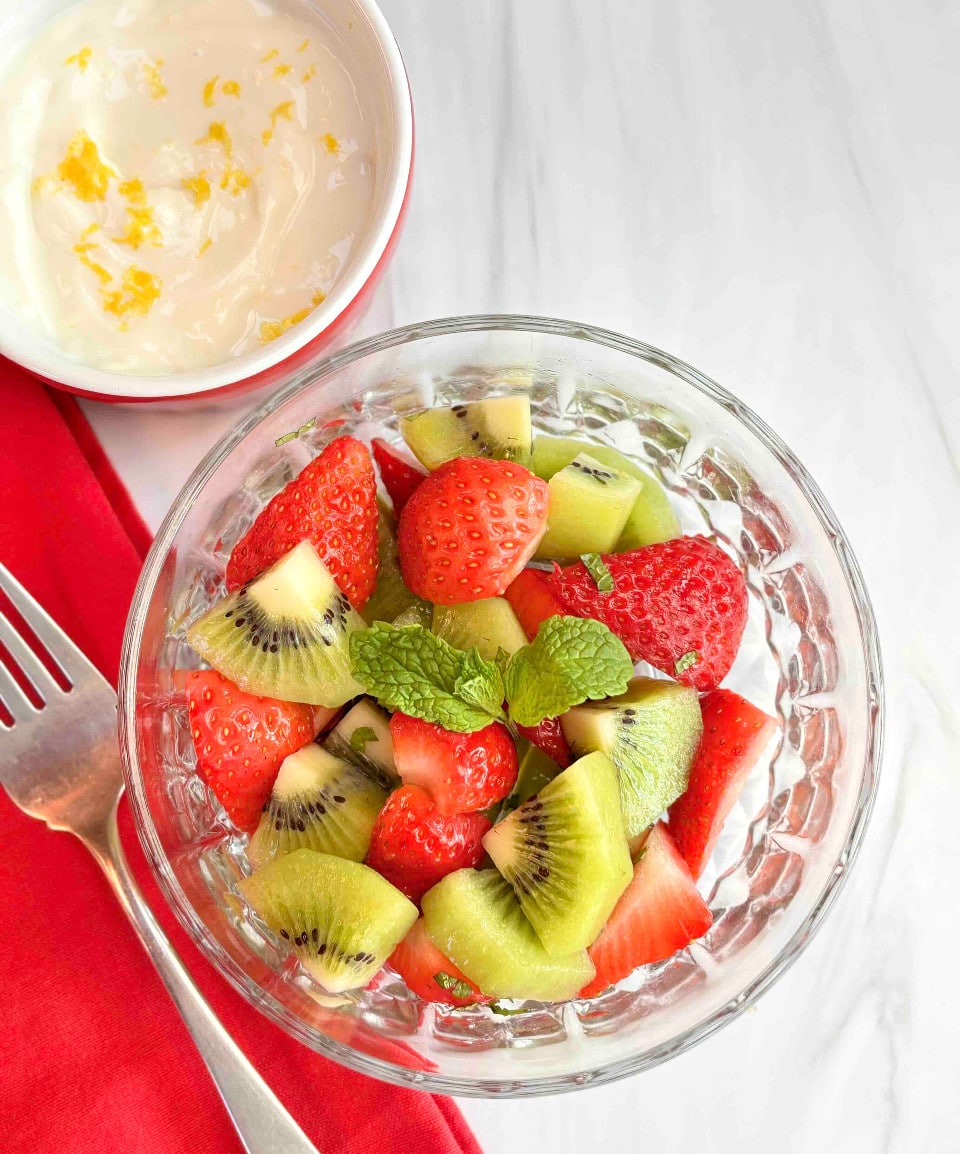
84 1 960 1150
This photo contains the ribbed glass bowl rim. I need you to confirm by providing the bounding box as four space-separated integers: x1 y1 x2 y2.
118 314 884 1097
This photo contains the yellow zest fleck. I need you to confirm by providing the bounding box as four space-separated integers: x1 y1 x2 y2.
321 133 340 155
64 46 92 72
80 222 101 239
198 237 212 257
101 265 162 320
119 177 147 205
203 75 219 107
274 63 292 78
195 121 232 157
297 38 309 53
221 80 241 98
73 239 111 285
114 179 162 248
142 58 167 100
182 171 211 206
262 100 294 145
220 165 252 196
57 131 116 202
260 48 279 63
302 63 317 83
258 291 325 343
32 173 57 198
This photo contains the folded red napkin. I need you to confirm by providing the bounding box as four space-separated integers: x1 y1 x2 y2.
0 362 481 1154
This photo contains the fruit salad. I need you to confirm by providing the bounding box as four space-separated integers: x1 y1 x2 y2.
182 395 779 1008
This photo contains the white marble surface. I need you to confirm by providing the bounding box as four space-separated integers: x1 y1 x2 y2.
84 1 960 1151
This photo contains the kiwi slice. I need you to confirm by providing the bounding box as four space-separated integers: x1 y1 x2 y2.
421 868 594 1001
323 698 399 788
530 436 679 548
400 395 533 470
534 453 643 562
247 744 388 869
431 597 528 660
239 849 417 992
483 751 631 955
500 743 561 815
363 504 428 625
187 541 365 706
561 677 703 839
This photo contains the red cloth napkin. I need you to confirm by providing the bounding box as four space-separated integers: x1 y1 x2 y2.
0 363 482 1154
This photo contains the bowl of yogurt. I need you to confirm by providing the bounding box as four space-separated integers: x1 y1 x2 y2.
0 0 413 402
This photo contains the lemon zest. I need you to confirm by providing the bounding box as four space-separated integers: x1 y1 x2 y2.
297 39 310 53
221 79 241 97
101 265 162 321
203 75 219 107
302 63 317 83
195 121 232 157
182 172 211 206
258 291 325 343
198 237 212 256
320 133 340 155
64 46 92 72
274 63 291 78
142 58 167 99
262 100 294 146
260 48 279 62
57 131 116 202
220 165 253 196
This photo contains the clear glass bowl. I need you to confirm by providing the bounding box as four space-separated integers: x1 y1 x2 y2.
119 315 883 1096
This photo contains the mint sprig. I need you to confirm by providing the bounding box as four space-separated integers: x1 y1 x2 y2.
503 616 633 727
349 623 504 732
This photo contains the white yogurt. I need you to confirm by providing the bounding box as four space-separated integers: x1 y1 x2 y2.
0 0 377 373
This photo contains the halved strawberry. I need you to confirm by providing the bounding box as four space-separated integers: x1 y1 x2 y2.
668 689 778 878
372 438 426 515
389 918 492 1006
398 457 550 605
366 785 490 904
390 713 518 815
226 435 379 609
503 567 565 639
186 670 316 833
580 823 712 998
516 716 571 768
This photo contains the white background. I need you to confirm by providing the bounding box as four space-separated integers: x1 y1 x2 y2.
84 2 960 1151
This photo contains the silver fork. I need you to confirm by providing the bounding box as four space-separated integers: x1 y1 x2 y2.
0 563 319 1154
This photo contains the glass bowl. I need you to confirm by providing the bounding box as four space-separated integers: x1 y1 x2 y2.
119 315 883 1096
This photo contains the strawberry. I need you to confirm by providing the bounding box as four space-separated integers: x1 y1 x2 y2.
372 438 425 515
550 536 748 691
581 823 712 997
366 785 490 904
225 435 379 609
504 567 565 640
668 689 778 878
186 670 316 833
389 918 492 1006
516 716 571 768
398 457 550 605
390 713 518 815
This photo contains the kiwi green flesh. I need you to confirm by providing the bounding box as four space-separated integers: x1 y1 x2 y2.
561 678 703 840
421 869 594 1001
400 395 533 471
535 453 644 562
483 751 631 956
238 849 417 993
500 744 561 815
363 506 427 625
323 698 399 788
530 436 680 548
431 597 528 660
187 541 364 706
247 745 388 869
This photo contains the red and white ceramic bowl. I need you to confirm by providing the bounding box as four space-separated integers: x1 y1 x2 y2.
0 0 413 404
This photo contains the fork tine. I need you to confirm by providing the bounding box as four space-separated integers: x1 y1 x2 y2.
0 608 64 702
0 564 99 687
0 657 37 723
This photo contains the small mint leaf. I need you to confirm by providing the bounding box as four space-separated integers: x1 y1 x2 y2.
434 971 457 990
504 616 633 727
489 1001 526 1016
494 647 513 677
433 971 476 999
453 647 506 723
674 650 700 677
580 552 614 593
274 417 317 447
349 726 378 754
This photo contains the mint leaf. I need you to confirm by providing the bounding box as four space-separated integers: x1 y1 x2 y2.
349 726 378 754
494 647 512 677
434 971 475 999
674 650 699 677
349 623 502 732
503 616 632 727
274 417 316 446
581 552 614 593
489 1001 526 1016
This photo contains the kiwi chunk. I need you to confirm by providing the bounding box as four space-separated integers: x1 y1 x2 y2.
421 868 594 1000
500 744 561 814
187 541 365 706
431 597 528 660
239 849 417 992
363 504 429 625
323 698 399 788
483 751 631 955
535 453 643 562
561 677 702 839
530 436 679 548
400 395 532 470
247 744 388 868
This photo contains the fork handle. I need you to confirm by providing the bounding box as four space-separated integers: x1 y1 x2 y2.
87 811 320 1154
